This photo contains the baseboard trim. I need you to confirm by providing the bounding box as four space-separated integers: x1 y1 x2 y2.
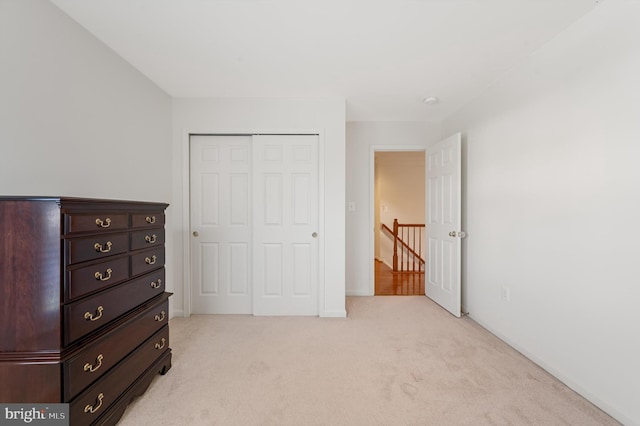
170 309 185 319
468 314 632 426
320 309 347 318
346 290 373 296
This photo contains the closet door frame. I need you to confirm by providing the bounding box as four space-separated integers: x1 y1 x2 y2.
180 129 326 317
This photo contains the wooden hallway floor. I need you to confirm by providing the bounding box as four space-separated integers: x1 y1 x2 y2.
374 260 425 295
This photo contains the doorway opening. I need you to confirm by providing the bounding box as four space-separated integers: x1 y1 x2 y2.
373 150 425 295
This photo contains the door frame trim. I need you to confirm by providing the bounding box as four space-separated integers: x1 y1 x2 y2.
369 145 426 296
182 129 325 317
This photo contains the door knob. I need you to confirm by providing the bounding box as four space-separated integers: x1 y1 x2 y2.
312 232 318 238
192 231 199 237
447 231 466 238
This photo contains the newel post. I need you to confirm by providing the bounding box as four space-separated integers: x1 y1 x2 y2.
392 218 398 272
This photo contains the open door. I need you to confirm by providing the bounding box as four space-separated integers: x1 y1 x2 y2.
425 133 462 317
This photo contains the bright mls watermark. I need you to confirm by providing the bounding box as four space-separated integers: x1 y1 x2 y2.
0 405 68 426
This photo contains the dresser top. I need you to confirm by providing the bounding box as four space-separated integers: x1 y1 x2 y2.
0 196 168 208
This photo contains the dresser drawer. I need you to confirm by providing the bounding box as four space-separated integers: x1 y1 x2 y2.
66 233 129 265
65 213 128 234
64 269 165 345
63 299 169 400
69 326 169 426
131 228 166 251
66 256 130 301
131 212 165 228
131 247 165 277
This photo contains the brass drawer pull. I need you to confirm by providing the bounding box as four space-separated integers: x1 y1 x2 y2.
154 311 166 322
150 279 162 289
83 354 104 373
84 306 104 322
145 234 157 244
94 268 113 282
95 218 111 228
84 393 104 414
145 255 157 265
145 216 156 224
94 241 112 253
154 338 166 350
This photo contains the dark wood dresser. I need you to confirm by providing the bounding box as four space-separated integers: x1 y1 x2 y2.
0 197 172 425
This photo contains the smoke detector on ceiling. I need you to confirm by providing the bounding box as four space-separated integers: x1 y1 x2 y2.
422 96 439 105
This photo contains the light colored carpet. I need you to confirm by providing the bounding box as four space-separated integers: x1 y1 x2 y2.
118 296 618 425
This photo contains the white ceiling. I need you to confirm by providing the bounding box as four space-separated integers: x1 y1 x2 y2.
50 0 600 122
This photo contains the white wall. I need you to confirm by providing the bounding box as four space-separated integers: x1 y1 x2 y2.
171 98 346 317
442 2 640 424
0 0 175 301
0 0 171 201
346 122 441 295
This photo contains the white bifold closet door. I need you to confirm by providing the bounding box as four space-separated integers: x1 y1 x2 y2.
190 135 253 314
252 135 319 316
190 134 319 316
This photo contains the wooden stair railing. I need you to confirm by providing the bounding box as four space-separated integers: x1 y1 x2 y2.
381 219 425 272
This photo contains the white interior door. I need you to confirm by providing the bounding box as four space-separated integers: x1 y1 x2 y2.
253 135 319 316
426 133 462 317
190 135 252 314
